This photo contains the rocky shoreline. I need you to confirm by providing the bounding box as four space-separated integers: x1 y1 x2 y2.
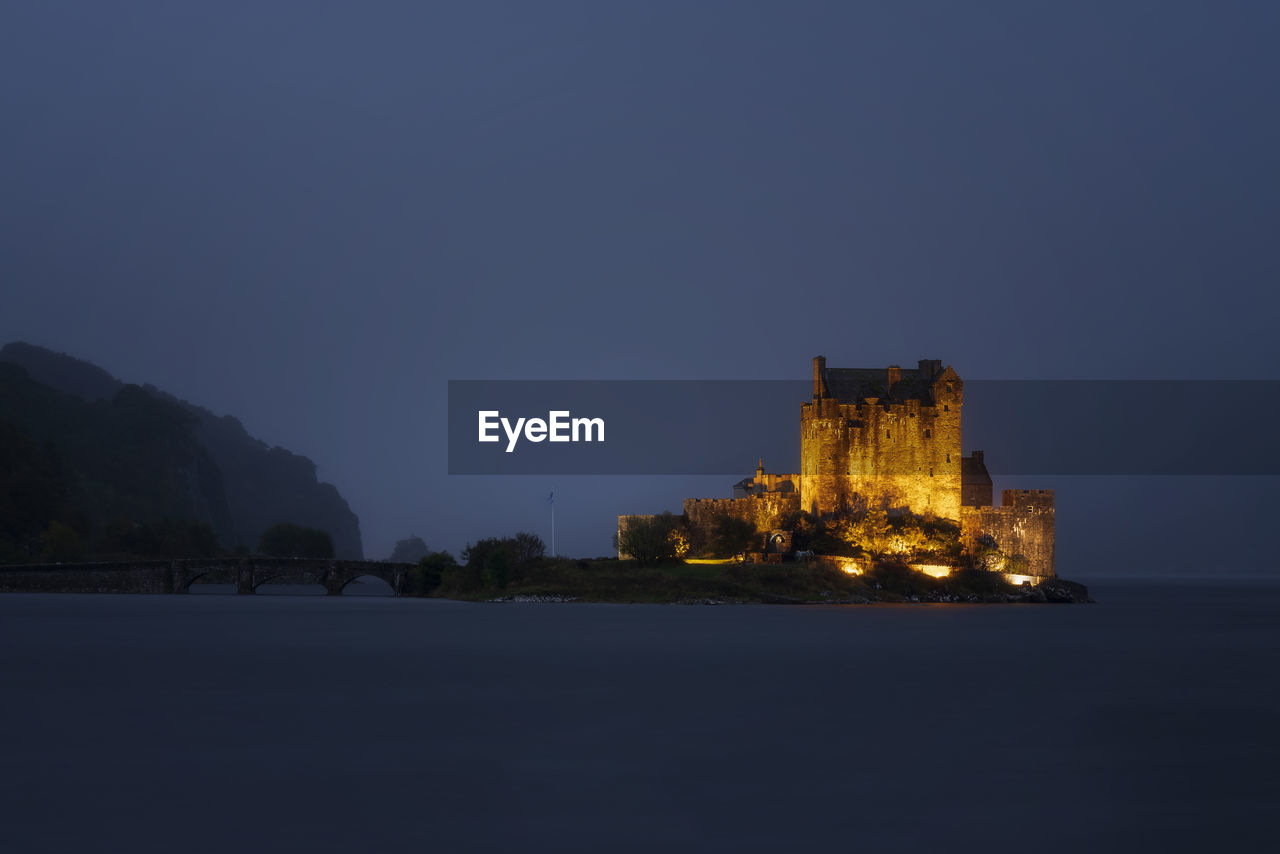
485 577 1093 606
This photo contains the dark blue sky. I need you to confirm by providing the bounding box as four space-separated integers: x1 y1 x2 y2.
2 2 1276 572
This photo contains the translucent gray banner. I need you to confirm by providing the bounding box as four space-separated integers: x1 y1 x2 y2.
447 380 1280 475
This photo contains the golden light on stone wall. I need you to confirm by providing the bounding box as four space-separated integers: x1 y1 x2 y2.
641 360 1056 580
910 564 953 578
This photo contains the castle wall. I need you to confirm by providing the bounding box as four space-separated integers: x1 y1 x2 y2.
961 479 993 507
799 373 963 521
683 493 802 543
960 489 1055 577
750 472 797 493
734 472 798 498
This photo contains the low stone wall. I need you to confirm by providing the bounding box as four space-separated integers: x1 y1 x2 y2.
960 490 1055 577
683 493 801 542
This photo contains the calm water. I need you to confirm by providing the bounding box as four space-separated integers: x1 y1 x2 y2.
1 580 1277 853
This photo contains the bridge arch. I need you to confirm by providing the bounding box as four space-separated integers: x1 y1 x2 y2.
339 573 397 595
0 557 416 596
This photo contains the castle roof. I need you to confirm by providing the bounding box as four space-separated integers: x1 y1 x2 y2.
823 362 944 406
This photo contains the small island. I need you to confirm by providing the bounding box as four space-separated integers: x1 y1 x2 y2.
601 356 1087 604
407 544 1091 605
409 357 1087 605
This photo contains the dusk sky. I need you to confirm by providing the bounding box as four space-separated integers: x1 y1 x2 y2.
3 2 1276 572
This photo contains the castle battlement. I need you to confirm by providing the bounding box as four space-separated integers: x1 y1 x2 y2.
1002 489 1055 512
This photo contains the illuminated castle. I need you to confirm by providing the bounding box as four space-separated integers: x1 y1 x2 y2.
801 356 965 519
645 357 1055 577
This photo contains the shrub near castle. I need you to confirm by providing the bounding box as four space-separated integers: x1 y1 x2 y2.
836 510 962 561
612 513 687 565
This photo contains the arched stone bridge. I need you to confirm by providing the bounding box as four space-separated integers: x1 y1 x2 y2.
0 558 416 596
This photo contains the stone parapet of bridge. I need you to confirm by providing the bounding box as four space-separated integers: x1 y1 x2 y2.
0 558 415 596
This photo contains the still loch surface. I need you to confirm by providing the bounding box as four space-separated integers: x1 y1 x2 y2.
1 579 1276 853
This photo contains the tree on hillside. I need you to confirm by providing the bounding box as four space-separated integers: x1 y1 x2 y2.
258 522 334 559
389 535 429 563
0 415 75 563
482 548 511 589
509 531 546 564
462 532 545 569
414 550 457 594
99 518 222 559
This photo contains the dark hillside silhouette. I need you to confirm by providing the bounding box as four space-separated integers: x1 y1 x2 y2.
0 343 363 559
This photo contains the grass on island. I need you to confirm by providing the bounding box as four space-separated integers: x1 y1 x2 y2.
421 556 1037 604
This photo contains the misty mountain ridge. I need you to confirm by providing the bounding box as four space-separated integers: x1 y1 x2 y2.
0 341 363 559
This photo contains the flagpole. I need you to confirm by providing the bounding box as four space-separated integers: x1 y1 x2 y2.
550 490 556 557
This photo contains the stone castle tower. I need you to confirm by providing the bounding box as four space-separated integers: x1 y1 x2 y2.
802 356 963 520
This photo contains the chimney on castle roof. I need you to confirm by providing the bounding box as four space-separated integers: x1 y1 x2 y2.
918 359 942 379
812 356 828 400
887 365 901 389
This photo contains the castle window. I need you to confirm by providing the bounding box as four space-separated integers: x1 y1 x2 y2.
943 405 949 411
929 468 933 477
946 454 951 463
924 429 931 438
886 430 890 438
